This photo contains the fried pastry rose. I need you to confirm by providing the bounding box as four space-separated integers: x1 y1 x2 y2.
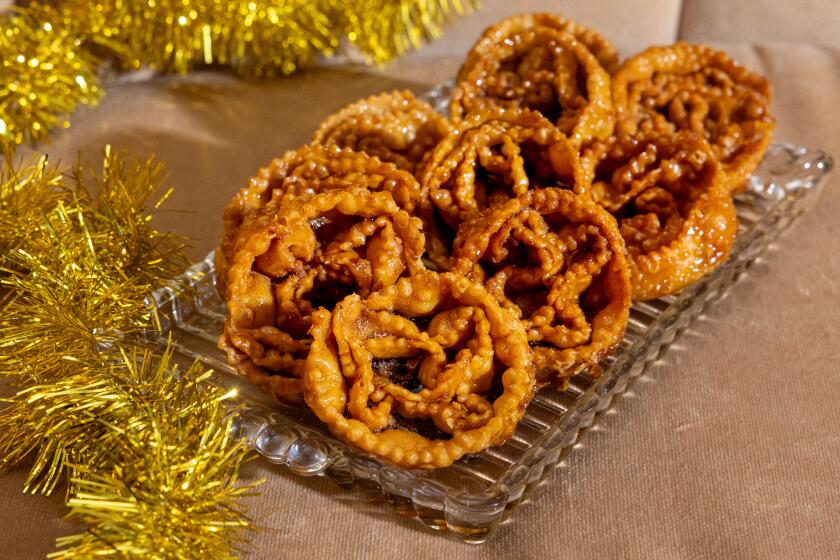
312 90 452 175
418 107 587 267
452 188 631 382
217 144 421 295
528 12 619 72
589 131 737 300
451 13 614 148
303 271 535 468
461 13 619 74
219 188 425 405
612 43 775 193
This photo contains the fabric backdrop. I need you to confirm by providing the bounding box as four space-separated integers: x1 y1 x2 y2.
2 1 839 558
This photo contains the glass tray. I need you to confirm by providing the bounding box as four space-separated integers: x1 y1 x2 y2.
151 85 833 543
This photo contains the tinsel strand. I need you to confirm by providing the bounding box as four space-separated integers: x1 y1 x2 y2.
0 0 477 152
46 346 258 560
0 150 258 558
0 8 101 151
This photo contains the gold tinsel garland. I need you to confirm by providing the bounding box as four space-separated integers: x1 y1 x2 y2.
0 9 101 149
0 149 258 558
1 0 477 152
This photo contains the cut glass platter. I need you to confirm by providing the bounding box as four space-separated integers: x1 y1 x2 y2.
151 82 834 543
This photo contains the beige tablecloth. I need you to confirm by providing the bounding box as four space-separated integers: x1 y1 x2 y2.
3 1 840 558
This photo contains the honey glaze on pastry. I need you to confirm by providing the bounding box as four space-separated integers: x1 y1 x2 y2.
452 13 615 148
312 90 452 175
612 43 775 193
217 144 421 296
219 188 425 405
418 106 588 268
303 270 535 469
461 13 619 74
588 131 738 300
452 187 631 382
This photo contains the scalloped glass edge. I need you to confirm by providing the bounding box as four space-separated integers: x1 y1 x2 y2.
150 90 833 543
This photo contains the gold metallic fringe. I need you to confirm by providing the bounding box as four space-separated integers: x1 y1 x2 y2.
0 9 101 150
0 150 257 558
345 0 471 64
0 0 478 151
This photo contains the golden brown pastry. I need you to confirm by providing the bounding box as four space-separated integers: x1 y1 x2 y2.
612 43 775 193
588 131 738 300
452 187 631 382
217 144 421 296
418 106 588 269
312 90 452 175
219 188 425 405
451 13 615 148
303 270 535 468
